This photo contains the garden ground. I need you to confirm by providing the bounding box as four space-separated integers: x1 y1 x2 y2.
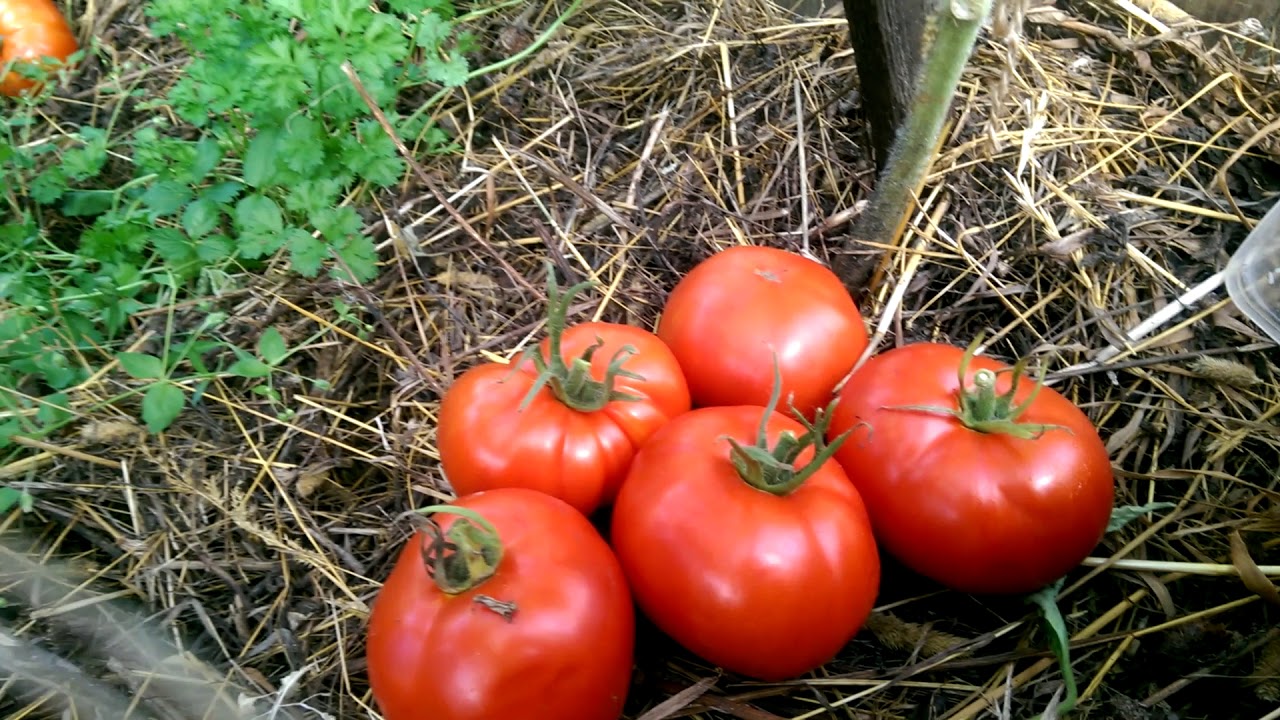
2 1 1280 718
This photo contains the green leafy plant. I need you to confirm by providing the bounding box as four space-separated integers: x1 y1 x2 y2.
1 118 139 407
2 0 478 450
142 0 472 282
0 485 35 515
1029 503 1178 718
333 298 375 339
222 324 336 421
115 316 343 431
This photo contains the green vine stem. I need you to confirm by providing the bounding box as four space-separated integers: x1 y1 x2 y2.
414 505 505 595
725 359 859 496
403 0 586 140
851 0 997 247
517 262 646 413
885 334 1072 440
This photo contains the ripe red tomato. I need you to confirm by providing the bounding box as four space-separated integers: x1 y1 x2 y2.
610 401 881 681
827 341 1115 595
437 273 690 516
1 0 78 97
656 245 868 419
366 487 636 720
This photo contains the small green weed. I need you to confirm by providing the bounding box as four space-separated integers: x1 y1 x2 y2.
1 0 476 455
1029 502 1177 718
118 316 338 431
0 485 34 515
142 0 471 282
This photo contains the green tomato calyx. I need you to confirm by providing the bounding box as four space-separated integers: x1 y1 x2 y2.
519 261 645 413
415 505 506 597
726 357 855 496
891 333 1071 440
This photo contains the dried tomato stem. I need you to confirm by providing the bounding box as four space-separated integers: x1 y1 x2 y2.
887 333 1070 440
727 358 853 496
518 262 645 413
414 505 504 594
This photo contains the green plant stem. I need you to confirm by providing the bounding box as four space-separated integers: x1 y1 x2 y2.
883 333 1071 439
725 359 855 496
414 505 505 594
518 262 645 413
851 0 996 246
405 0 585 145
1028 579 1079 718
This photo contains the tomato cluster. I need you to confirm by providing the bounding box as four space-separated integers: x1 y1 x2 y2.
365 247 1115 719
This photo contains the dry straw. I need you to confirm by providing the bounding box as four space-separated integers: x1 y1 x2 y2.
2 0 1279 718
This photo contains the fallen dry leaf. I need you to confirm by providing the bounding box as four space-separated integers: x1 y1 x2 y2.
434 269 498 291
1230 530 1280 607
79 419 145 445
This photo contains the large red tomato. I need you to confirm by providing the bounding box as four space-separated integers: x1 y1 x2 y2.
827 341 1115 595
437 272 690 516
1 0 79 97
366 487 636 720
610 402 881 681
656 245 868 419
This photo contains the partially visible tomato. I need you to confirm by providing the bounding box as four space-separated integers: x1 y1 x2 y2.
656 245 868 419
0 0 78 97
610 387 880 681
827 340 1115 595
366 487 636 720
437 269 690 517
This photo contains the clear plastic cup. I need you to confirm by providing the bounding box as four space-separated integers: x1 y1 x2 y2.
1225 199 1280 345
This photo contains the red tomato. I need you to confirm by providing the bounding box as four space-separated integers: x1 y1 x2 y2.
1 0 78 97
366 487 636 720
827 341 1115 595
610 403 881 681
437 273 690 517
656 245 868 419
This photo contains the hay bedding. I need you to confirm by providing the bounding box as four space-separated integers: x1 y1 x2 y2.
3 0 1280 718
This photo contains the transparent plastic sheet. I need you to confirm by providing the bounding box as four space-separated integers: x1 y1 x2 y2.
1225 199 1280 345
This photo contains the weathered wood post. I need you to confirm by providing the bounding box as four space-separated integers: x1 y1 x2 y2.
840 0 930 167
834 0 996 292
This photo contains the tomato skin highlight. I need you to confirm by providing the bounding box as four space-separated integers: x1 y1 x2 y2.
0 0 78 97
656 245 868 419
437 321 690 517
610 405 881 681
365 488 636 720
827 342 1116 595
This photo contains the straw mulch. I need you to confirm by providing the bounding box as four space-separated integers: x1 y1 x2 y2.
3 0 1279 718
